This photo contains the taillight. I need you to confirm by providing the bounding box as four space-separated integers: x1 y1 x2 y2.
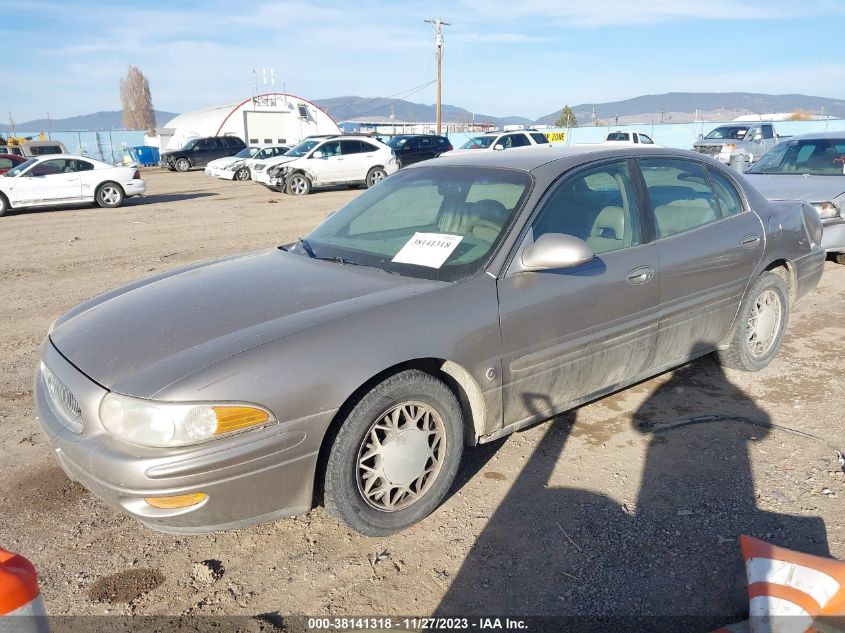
446 144 453 151
133 169 141 180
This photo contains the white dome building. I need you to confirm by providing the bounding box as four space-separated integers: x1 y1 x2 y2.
153 93 340 150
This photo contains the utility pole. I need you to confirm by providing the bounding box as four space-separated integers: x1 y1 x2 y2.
425 18 450 135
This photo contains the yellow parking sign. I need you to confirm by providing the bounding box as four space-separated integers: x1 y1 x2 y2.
545 131 567 142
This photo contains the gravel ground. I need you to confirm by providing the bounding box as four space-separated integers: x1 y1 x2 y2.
0 169 843 629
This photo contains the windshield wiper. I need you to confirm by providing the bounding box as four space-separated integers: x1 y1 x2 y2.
296 237 316 258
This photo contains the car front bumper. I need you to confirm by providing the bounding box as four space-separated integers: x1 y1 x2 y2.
35 339 334 533
205 167 237 180
821 219 845 253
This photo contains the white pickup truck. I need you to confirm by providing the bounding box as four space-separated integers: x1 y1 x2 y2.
603 130 661 146
692 123 781 164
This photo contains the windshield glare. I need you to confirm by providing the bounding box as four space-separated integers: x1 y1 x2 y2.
285 139 321 157
301 166 532 281
4 158 36 177
705 126 749 140
460 136 496 150
748 139 845 176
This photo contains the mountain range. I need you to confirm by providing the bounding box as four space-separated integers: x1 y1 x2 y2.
3 92 845 133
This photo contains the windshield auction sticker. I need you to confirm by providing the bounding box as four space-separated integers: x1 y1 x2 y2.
392 232 463 268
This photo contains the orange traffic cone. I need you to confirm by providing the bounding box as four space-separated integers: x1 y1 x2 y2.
740 535 845 633
0 548 49 632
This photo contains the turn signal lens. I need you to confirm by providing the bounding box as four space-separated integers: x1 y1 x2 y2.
213 406 270 434
145 493 208 509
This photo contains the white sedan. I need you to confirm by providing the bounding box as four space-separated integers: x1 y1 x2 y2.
205 144 290 181
0 154 146 217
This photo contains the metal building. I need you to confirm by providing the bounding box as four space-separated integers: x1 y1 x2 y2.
154 93 341 150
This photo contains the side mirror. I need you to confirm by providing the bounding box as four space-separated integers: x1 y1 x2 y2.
493 144 505 151
698 134 704 140
312 150 324 159
520 233 594 272
754 133 763 142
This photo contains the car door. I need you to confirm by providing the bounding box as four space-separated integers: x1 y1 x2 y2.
190 138 214 167
12 158 82 204
308 140 344 184
497 159 661 427
340 140 371 181
637 157 764 366
416 136 436 162
74 159 100 200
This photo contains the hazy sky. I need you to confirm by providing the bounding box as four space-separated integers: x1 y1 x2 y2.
4 0 845 122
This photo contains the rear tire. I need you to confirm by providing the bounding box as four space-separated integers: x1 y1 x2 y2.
175 158 191 172
365 166 387 188
95 182 125 209
286 173 312 196
718 271 789 371
323 370 464 536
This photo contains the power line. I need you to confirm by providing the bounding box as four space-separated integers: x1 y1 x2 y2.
340 80 437 120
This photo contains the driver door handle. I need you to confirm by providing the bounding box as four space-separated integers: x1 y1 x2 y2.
626 266 655 285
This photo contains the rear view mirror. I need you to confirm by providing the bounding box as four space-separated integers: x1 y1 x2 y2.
519 233 594 272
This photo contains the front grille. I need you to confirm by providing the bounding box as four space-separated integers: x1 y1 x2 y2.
694 144 724 157
41 363 83 433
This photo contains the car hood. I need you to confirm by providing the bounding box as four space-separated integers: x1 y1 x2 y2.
263 156 299 169
49 250 442 398
743 173 845 202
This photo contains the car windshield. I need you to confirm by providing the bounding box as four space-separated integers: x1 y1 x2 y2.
705 126 749 140
285 139 322 157
386 137 409 149
747 139 845 176
299 166 533 282
235 147 260 158
460 136 496 150
180 140 198 150
4 158 36 177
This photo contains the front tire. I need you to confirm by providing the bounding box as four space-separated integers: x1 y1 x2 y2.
365 166 387 188
835 253 845 265
286 173 312 196
0 193 8 217
323 370 464 536
95 182 125 208
718 271 789 371
234 167 250 181
175 158 191 172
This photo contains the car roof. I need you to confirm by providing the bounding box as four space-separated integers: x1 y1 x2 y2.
21 153 112 164
779 131 845 141
429 145 709 172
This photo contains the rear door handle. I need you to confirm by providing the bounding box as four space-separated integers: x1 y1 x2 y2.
626 265 655 285
742 234 761 248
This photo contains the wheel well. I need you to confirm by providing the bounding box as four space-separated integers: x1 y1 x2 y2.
0 191 9 208
764 259 795 304
312 358 480 504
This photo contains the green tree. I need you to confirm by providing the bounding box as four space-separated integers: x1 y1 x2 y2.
554 105 578 128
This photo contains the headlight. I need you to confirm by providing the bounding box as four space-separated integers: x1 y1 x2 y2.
725 144 737 152
99 393 275 447
812 201 841 220
254 164 266 171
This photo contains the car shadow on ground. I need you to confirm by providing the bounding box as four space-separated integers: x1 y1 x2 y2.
436 350 830 631
128 192 218 205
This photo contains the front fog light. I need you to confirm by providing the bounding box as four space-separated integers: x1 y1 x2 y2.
99 393 273 447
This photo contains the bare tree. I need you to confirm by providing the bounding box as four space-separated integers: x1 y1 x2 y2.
120 66 156 131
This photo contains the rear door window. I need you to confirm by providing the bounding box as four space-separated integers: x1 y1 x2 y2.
639 159 722 238
707 168 744 216
531 133 549 144
340 140 364 155
509 134 531 148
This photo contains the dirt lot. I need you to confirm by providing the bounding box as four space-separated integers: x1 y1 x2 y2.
1 169 844 626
